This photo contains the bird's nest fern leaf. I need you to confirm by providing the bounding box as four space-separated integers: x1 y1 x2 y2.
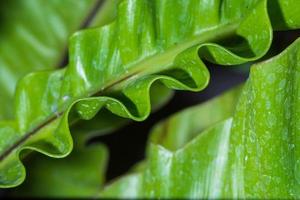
100 38 300 198
0 0 300 187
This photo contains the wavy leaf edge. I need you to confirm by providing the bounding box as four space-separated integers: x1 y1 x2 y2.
1 0 299 187
100 37 300 198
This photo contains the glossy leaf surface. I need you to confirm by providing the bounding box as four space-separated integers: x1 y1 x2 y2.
0 0 300 188
100 38 300 198
100 85 241 198
0 0 98 119
10 132 108 197
12 82 241 198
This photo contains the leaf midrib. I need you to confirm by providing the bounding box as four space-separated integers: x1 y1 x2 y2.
94 22 239 93
0 21 239 161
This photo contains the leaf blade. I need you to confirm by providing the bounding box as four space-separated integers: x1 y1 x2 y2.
1 0 299 188
0 0 98 119
100 38 300 199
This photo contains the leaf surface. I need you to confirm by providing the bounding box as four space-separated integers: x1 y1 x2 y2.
10 131 108 197
0 0 299 187
100 38 300 199
0 0 99 119
11 82 241 197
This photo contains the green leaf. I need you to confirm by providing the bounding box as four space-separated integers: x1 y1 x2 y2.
268 0 300 30
9 131 108 198
89 0 122 27
9 85 241 198
100 85 241 198
0 0 299 188
148 86 242 152
0 0 99 120
100 38 300 199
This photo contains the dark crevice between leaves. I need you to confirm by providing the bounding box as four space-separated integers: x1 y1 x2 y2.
57 0 104 68
262 30 300 60
267 0 288 29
